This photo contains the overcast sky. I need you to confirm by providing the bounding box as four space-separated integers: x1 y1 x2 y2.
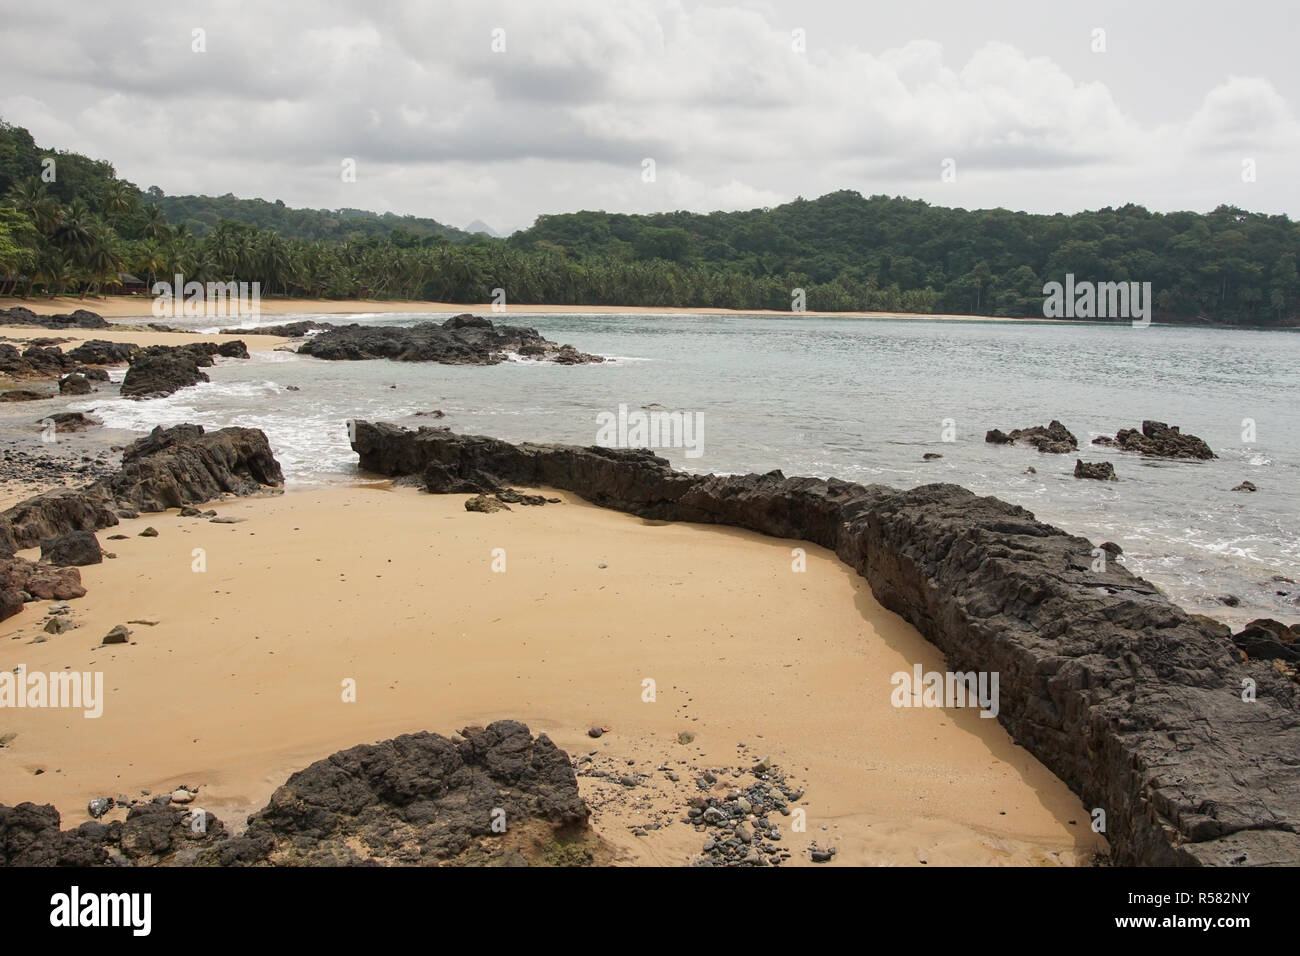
2 0 1297 234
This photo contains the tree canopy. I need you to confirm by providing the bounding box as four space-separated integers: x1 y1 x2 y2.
3 119 1297 324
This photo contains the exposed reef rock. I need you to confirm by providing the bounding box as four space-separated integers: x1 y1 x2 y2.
0 424 283 617
985 420 1078 453
119 341 249 399
1092 421 1216 460
0 722 599 867
349 421 1300 867
298 314 604 366
220 320 335 337
1074 459 1118 481
0 306 109 329
65 339 137 365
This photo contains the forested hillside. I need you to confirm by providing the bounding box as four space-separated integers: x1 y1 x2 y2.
2 119 1297 323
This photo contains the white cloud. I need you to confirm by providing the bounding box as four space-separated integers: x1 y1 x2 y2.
0 0 1296 232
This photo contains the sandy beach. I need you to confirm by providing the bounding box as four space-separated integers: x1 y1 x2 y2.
0 325 288 356
0 482 1105 866
0 295 1039 323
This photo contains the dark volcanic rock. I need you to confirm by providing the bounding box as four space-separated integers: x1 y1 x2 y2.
986 420 1078 453
0 424 283 556
120 351 208 399
40 530 103 567
1092 420 1216 460
0 488 120 551
218 721 591 866
348 422 1300 867
1074 459 1118 481
104 424 284 513
0 390 48 402
299 314 604 366
216 340 250 359
66 340 136 365
39 412 99 434
0 801 226 866
220 320 333 337
58 373 91 395
1233 619 1300 665
0 721 596 867
0 306 109 329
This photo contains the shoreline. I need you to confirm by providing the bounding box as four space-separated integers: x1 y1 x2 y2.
0 294 1135 324
4 295 1296 329
348 422 1300 865
0 480 1103 866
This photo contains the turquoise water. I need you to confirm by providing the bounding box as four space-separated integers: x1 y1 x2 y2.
84 311 1300 627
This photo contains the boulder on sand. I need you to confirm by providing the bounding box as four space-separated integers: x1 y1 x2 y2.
39 530 103 567
0 721 599 867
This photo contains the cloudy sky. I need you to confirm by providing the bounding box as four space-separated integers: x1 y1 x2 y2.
2 0 1297 234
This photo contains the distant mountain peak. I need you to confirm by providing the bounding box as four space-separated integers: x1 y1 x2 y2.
465 219 500 237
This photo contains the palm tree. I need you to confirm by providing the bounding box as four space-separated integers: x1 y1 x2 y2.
142 204 172 241
101 180 135 224
52 199 95 259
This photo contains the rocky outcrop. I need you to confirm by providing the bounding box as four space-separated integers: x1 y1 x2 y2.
1 488 120 552
58 373 91 395
0 424 282 617
220 320 333 337
349 422 1300 867
0 801 225 867
1074 459 1118 481
0 557 86 606
0 722 598 867
0 306 109 329
120 351 208 399
39 530 103 567
298 314 604 366
1233 619 1299 666
119 342 249 399
40 412 99 434
986 420 1078 453
66 340 137 365
101 424 283 513
1092 421 1216 460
